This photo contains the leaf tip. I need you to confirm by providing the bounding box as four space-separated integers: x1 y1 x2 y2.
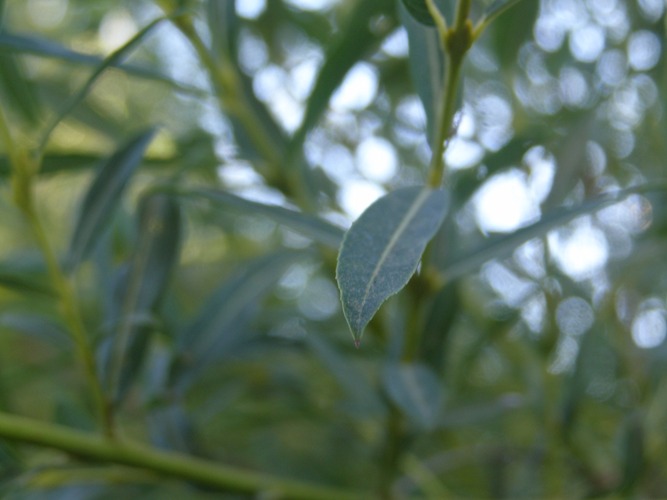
353 338 361 349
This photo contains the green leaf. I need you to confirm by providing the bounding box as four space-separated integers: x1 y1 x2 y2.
66 129 156 271
0 53 41 125
171 251 301 390
290 0 396 151
383 362 443 430
180 187 344 248
102 194 182 403
305 335 385 417
482 0 527 26
0 33 207 98
400 0 452 26
399 2 446 147
336 186 448 344
440 184 667 284
37 17 166 152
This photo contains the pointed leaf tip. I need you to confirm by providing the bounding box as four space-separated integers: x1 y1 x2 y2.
354 339 361 349
336 186 448 342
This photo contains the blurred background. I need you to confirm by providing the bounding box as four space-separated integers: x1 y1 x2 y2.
1 0 667 497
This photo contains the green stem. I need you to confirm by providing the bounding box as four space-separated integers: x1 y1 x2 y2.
170 16 282 168
427 0 473 189
0 105 114 438
0 411 361 500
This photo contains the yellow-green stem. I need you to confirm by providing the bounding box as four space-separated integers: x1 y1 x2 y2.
0 411 360 500
0 105 114 438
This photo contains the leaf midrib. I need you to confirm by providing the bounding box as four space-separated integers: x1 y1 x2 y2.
355 188 431 328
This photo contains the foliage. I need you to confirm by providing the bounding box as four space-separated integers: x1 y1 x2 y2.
0 0 667 497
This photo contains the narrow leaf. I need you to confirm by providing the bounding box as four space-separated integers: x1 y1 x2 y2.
0 33 207 97
383 362 443 430
180 187 344 248
38 17 166 152
67 129 156 270
290 0 396 151
440 184 667 283
102 194 182 403
399 2 445 147
400 0 453 26
170 251 300 390
482 0 527 26
336 186 448 343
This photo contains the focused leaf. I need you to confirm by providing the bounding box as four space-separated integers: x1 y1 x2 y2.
101 194 182 403
383 362 443 430
336 186 448 344
181 187 344 248
66 129 156 271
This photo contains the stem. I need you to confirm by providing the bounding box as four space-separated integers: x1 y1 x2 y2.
0 104 114 438
170 16 282 168
427 0 473 189
24 206 115 438
0 411 361 500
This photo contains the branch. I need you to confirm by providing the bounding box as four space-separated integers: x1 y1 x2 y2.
0 412 362 500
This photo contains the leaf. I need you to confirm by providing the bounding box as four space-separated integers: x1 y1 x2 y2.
305 335 385 417
0 52 41 125
399 2 446 147
101 194 182 403
37 17 166 151
66 129 156 271
336 186 448 344
290 0 396 151
542 115 595 211
180 187 344 248
0 33 207 97
205 1 288 162
383 362 443 430
439 184 666 284
400 0 452 26
482 0 527 26
170 251 301 391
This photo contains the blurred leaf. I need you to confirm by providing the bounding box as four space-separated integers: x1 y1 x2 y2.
204 1 288 164
171 251 301 390
439 393 524 428
149 404 200 455
336 186 448 344
101 194 182 403
0 312 70 347
399 2 444 147
400 0 453 26
38 17 166 151
181 187 344 248
418 282 459 372
207 0 237 60
66 129 156 271
440 184 667 284
305 335 385 417
383 362 443 430
618 412 644 494
542 115 595 211
481 0 527 26
0 32 207 97
0 53 41 125
290 0 396 150
0 262 52 296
